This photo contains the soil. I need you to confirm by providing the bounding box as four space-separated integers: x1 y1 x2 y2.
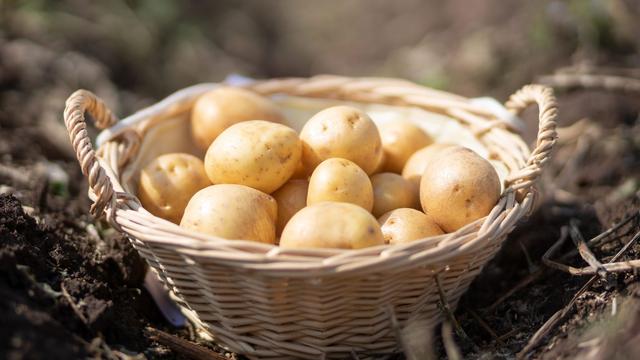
1 2 640 359
0 194 163 359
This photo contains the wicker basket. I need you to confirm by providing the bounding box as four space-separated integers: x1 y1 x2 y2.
63 75 557 359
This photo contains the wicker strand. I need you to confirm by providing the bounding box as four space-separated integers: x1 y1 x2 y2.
63 89 119 216
504 85 558 191
246 75 498 119
96 128 141 170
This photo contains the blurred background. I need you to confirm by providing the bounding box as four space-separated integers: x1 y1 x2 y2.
2 0 639 107
3 0 639 163
1 1 640 359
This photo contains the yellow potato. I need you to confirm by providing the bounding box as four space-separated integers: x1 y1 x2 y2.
289 159 308 180
204 120 302 193
280 202 384 249
307 158 373 211
420 147 501 232
272 179 309 235
371 173 417 217
180 184 277 244
138 153 211 224
402 143 456 189
370 152 386 175
300 106 382 175
378 208 444 245
379 120 433 173
402 143 456 208
190 87 285 150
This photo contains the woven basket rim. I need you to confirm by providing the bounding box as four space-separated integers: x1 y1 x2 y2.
63 75 558 277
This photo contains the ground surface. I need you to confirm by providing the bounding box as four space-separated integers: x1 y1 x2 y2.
1 1 639 359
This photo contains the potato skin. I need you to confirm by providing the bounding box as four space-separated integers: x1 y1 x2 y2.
300 106 383 175
307 158 373 211
402 143 455 189
138 153 211 224
379 120 433 173
204 120 302 194
280 202 384 249
420 147 501 232
191 87 285 150
378 208 444 245
371 173 416 217
180 184 277 244
370 152 386 175
272 179 309 235
289 158 308 180
402 143 455 208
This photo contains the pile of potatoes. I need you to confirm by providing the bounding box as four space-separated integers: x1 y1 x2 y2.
137 87 501 250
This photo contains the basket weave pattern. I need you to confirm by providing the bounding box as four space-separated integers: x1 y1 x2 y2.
63 76 557 359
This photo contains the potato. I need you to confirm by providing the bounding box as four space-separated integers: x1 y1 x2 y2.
379 208 444 244
307 158 373 211
371 173 416 217
138 153 211 224
402 143 455 208
300 106 382 175
289 159 308 180
191 87 285 150
180 184 277 244
420 147 501 232
370 152 386 175
379 120 433 173
280 202 384 249
402 143 455 189
204 120 302 193
272 179 309 235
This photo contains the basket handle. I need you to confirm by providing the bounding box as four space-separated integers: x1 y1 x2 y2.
504 84 558 192
63 90 119 217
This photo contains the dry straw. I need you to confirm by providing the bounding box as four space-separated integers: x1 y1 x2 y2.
63 75 558 359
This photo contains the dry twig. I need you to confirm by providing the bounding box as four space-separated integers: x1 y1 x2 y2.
61 282 89 325
145 327 227 360
486 212 638 311
434 274 463 340
517 230 640 359
484 270 546 313
569 220 607 278
518 241 536 273
463 306 504 346
555 64 640 78
543 228 640 276
434 273 477 353
441 322 463 360
538 73 640 93
496 328 520 343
